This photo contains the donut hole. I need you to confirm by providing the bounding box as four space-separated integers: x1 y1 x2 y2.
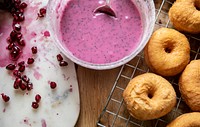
147 90 154 99
165 47 173 53
148 93 153 99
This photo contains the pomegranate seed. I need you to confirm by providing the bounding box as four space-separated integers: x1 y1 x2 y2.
22 75 30 83
13 14 19 22
56 54 63 61
10 50 21 60
27 82 33 91
7 43 15 50
19 8 24 13
27 58 34 64
14 78 22 89
32 102 39 109
12 45 21 52
19 82 27 90
18 61 25 66
18 65 25 72
31 46 37 54
16 33 22 40
18 39 25 46
18 13 25 21
35 94 41 103
13 70 21 78
13 23 21 31
6 64 16 70
10 30 17 40
40 8 46 14
14 0 21 4
14 3 20 9
50 82 57 89
20 2 27 9
38 8 46 17
1 93 10 102
59 61 68 66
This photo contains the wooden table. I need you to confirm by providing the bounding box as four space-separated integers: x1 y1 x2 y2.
75 65 121 127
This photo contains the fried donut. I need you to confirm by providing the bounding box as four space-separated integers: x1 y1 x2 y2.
167 112 200 127
169 0 200 34
179 60 200 111
144 28 190 76
123 73 176 120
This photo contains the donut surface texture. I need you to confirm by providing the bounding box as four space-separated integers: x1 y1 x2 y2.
144 28 190 76
167 112 200 127
179 60 200 111
169 0 200 34
123 73 176 120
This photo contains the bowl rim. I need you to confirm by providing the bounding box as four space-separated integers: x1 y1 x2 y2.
47 0 156 70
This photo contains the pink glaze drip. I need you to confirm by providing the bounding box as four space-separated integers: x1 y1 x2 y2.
60 0 143 64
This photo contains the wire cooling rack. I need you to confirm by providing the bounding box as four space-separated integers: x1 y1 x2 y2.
97 0 200 127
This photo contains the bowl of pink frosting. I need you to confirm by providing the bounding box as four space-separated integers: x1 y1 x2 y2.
47 0 155 70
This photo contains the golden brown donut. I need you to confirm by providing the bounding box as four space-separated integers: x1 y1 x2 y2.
167 112 200 127
144 28 190 77
169 0 200 34
179 60 200 111
123 73 176 120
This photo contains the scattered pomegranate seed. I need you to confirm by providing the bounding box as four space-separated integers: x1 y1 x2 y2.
35 94 41 103
13 14 19 22
20 2 27 9
31 46 37 54
22 75 30 83
56 54 63 61
32 102 39 109
12 45 21 52
13 78 22 89
18 39 25 46
7 43 15 50
59 61 68 66
19 82 27 91
18 61 25 66
16 32 22 40
6 64 16 70
27 82 33 91
38 8 46 17
13 23 21 31
13 70 21 78
10 51 20 60
18 13 25 21
50 82 57 89
18 65 25 72
14 0 21 4
1 93 10 102
10 30 17 40
27 58 34 64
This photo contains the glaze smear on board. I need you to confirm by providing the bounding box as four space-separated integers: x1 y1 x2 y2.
60 0 143 64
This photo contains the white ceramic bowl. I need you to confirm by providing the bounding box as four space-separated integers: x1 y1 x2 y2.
47 0 155 70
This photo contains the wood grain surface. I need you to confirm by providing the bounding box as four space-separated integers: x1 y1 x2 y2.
75 66 121 127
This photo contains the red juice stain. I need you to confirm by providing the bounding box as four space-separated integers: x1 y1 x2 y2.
41 119 47 127
3 108 6 113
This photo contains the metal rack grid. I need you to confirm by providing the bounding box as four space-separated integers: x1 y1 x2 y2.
97 0 200 127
